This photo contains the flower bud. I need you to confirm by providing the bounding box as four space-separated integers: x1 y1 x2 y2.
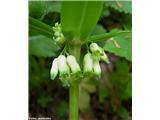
52 22 65 46
54 31 61 37
83 53 93 73
50 58 58 80
93 60 101 77
55 36 65 45
66 55 81 74
100 53 110 64
90 43 103 55
57 55 70 77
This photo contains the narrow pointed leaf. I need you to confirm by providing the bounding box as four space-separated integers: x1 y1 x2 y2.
29 16 54 38
87 30 131 43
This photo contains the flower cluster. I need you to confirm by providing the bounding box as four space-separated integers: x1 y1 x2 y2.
50 43 109 87
83 43 110 77
52 23 65 46
50 55 81 87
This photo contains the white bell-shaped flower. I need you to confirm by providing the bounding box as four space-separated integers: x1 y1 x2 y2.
66 55 81 74
50 58 58 80
83 53 93 73
57 55 70 77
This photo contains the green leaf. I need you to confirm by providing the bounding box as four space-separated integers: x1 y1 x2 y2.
37 94 52 108
117 107 129 120
88 30 130 43
29 1 61 19
105 1 132 14
61 1 103 41
110 60 132 101
29 16 54 38
29 35 60 57
57 101 68 118
44 1 61 13
103 30 132 61
29 1 46 19
99 87 110 103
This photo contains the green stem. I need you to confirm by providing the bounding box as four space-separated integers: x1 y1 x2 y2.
69 83 79 120
68 44 81 120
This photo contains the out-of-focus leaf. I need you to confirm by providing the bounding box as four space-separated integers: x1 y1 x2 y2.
61 1 103 41
29 1 61 20
105 1 132 14
110 60 132 101
81 83 96 94
99 87 110 103
29 1 46 19
91 24 106 35
117 107 129 120
37 94 52 108
101 3 110 17
29 57 51 90
103 30 132 61
116 60 130 73
79 88 90 112
29 35 60 57
121 80 132 100
57 101 68 118
29 16 54 37
87 30 130 43
123 14 132 30
45 1 61 13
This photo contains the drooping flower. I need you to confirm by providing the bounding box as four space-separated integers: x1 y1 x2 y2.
66 55 81 74
57 55 70 77
50 58 58 80
83 53 93 73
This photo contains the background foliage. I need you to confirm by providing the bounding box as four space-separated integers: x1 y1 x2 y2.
29 1 132 120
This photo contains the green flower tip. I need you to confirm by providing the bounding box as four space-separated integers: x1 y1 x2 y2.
90 43 103 55
100 53 110 64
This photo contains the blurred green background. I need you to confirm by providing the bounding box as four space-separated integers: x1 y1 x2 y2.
29 1 132 120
